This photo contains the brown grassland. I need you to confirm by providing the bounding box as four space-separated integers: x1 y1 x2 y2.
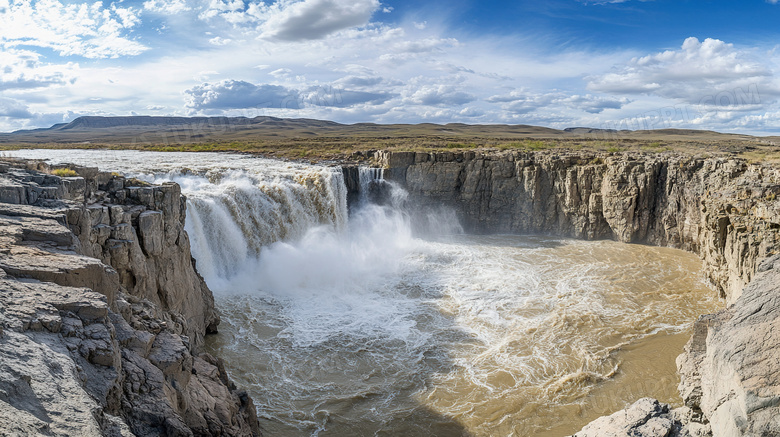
1 117 778 163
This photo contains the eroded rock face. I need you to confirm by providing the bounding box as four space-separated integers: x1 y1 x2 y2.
375 150 780 437
0 159 258 436
677 254 780 437
377 151 780 304
60 170 219 347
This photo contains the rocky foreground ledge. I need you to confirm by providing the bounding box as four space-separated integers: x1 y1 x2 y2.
372 150 780 437
0 159 259 436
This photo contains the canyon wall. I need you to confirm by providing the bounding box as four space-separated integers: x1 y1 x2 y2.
375 150 780 304
0 159 259 436
372 149 780 436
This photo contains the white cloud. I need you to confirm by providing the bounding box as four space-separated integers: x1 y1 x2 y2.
0 0 147 59
487 89 628 114
587 37 780 104
459 106 483 117
561 94 629 114
197 0 380 41
333 75 385 88
185 79 394 112
143 0 191 14
261 0 380 41
186 80 299 111
0 97 33 118
269 68 293 79
393 37 458 54
209 36 232 46
406 84 476 106
194 70 219 81
304 87 393 107
0 49 77 91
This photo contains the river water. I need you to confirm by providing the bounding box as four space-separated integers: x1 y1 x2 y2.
7 150 723 436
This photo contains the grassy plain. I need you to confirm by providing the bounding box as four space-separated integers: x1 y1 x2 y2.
1 117 778 163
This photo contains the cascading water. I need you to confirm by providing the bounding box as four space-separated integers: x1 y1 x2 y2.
358 165 384 190
174 168 347 290
7 149 723 436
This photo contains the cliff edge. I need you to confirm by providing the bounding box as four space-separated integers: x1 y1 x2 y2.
374 149 779 436
0 159 259 436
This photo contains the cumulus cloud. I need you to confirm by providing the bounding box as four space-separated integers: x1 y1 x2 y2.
208 36 232 46
334 75 385 87
185 80 300 110
198 0 246 20
0 108 87 132
458 107 483 117
562 95 628 113
0 97 83 133
0 97 33 118
332 74 403 90
587 37 779 104
185 79 394 111
261 0 380 41
0 49 76 91
304 88 393 107
143 0 191 14
0 0 147 58
269 68 293 79
198 0 380 41
487 90 628 114
406 84 476 106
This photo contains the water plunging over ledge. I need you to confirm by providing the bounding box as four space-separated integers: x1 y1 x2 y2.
7 150 723 436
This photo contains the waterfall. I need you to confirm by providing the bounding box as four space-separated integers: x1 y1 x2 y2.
178 168 349 289
358 166 384 192
356 166 392 206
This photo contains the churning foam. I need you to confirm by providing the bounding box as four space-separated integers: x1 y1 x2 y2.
7 149 723 436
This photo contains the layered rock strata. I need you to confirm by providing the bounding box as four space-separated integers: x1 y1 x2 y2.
0 159 259 436
375 150 779 303
372 150 780 436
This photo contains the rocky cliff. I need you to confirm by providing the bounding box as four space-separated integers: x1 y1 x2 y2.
0 159 259 436
375 150 779 303
373 149 780 436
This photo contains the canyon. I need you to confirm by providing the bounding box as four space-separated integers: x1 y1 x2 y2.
368 150 780 436
0 147 778 436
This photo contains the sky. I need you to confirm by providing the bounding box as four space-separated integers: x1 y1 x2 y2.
1 0 780 134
